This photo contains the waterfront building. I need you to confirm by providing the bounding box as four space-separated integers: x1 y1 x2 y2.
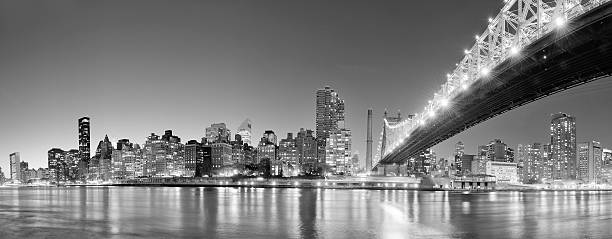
295 128 318 174
231 136 246 172
78 117 91 180
9 152 20 183
65 149 80 181
211 142 232 174
577 141 602 183
541 144 553 181
237 119 253 146
142 131 184 177
517 143 543 183
184 140 203 177
412 149 435 176
206 123 231 144
111 139 141 179
460 154 475 175
324 128 352 174
485 161 519 183
550 113 577 180
48 148 66 182
486 139 514 162
454 141 465 172
279 133 299 176
316 86 345 171
90 135 114 181
257 135 278 176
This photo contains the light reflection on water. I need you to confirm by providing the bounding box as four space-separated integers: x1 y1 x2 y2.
1 187 612 238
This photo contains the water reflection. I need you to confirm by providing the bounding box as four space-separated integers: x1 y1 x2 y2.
1 187 612 238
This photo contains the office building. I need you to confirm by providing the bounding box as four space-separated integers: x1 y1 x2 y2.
577 141 602 183
316 86 345 170
9 152 20 182
237 119 253 146
550 113 577 180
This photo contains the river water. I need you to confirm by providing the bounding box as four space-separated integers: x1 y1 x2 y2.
0 187 611 238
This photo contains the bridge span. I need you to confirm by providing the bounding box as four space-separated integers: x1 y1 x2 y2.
375 0 612 169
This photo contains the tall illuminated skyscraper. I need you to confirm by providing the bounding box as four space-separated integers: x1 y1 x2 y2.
577 141 602 183
454 141 465 171
78 117 91 179
315 86 345 171
550 113 577 180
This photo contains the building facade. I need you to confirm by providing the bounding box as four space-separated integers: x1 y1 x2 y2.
550 113 577 180
316 86 345 172
577 141 602 183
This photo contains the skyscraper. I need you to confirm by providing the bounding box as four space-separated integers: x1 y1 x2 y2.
9 152 20 182
205 123 231 144
279 133 299 176
295 128 318 174
78 117 91 179
550 113 577 180
517 143 543 183
325 128 352 174
316 86 345 171
237 119 253 146
48 148 65 182
454 141 465 172
577 141 602 183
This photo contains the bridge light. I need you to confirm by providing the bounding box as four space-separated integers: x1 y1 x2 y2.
440 98 449 107
474 35 479 40
510 46 520 56
419 120 425 126
480 67 490 76
554 17 566 28
428 110 436 118
488 17 493 23
464 49 470 54
461 84 469 90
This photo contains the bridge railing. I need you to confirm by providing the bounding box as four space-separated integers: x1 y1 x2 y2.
373 0 610 169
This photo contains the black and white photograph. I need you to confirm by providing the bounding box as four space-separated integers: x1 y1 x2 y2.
1 0 612 238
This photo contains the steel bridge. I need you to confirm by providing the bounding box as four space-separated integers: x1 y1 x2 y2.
374 0 612 170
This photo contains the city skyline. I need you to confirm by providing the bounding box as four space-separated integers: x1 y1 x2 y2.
2 0 612 171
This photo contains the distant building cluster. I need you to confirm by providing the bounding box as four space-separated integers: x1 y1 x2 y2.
452 112 612 185
3 86 357 184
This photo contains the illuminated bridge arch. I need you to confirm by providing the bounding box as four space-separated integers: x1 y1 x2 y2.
374 0 612 169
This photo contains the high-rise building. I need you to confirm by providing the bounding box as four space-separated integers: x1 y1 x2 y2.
78 117 91 179
211 142 232 174
486 139 513 162
237 119 253 146
460 155 475 175
257 132 279 175
455 141 465 172
517 143 544 183
550 113 577 180
541 144 553 181
316 86 345 171
279 133 299 176
89 135 114 181
325 128 352 174
205 123 231 144
184 140 204 177
9 152 20 182
577 141 602 183
48 148 65 182
295 128 318 175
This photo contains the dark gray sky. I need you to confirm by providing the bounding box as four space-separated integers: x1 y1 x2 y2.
1 0 611 170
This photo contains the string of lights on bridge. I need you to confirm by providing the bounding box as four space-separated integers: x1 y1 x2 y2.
374 0 610 167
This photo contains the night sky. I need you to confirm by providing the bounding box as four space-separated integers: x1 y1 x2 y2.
1 0 611 170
